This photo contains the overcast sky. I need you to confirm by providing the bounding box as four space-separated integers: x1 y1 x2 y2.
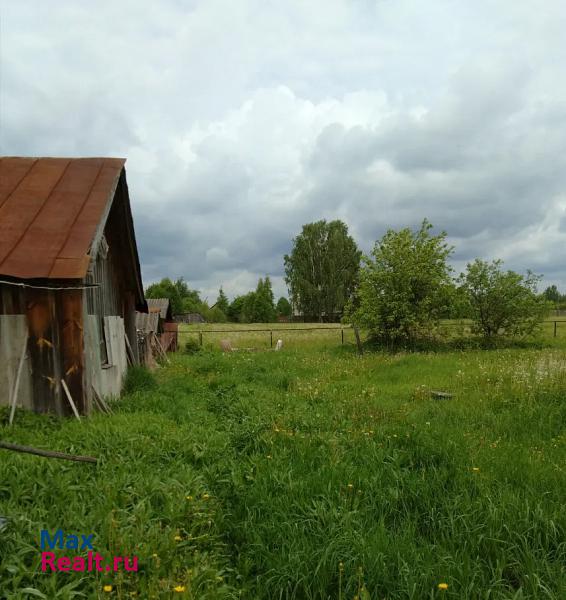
2 0 565 301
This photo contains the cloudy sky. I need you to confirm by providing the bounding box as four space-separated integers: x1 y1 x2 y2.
2 0 565 301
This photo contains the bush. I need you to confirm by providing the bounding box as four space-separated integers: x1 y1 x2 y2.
123 365 157 394
184 338 202 354
459 259 551 341
347 220 453 346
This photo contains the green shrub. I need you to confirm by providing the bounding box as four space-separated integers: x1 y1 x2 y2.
184 337 202 354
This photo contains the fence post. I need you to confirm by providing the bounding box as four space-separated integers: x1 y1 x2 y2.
199 332 203 346
270 330 273 348
554 321 557 338
341 328 344 345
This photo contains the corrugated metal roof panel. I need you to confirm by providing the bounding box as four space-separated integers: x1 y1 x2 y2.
0 157 126 280
147 298 171 319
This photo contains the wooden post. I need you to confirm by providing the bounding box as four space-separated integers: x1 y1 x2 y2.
9 336 28 426
58 289 85 414
341 329 344 345
353 325 364 356
554 321 557 338
199 332 203 346
270 330 273 348
92 384 112 414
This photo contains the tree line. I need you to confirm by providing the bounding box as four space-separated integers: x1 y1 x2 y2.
145 276 292 323
147 217 554 343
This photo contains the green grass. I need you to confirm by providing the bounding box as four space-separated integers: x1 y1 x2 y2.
1 328 565 599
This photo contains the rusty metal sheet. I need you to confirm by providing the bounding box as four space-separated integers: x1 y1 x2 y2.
0 157 125 280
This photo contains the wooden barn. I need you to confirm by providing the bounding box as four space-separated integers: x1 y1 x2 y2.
0 157 147 417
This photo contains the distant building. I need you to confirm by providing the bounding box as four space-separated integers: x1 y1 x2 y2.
136 297 178 357
0 157 147 416
174 312 206 324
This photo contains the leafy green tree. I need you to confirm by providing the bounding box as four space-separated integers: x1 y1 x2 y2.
202 305 227 323
241 292 256 323
543 285 561 305
227 295 247 322
252 277 276 322
347 220 453 345
146 277 202 315
145 278 183 315
216 287 230 314
459 259 550 340
284 220 361 321
276 296 292 318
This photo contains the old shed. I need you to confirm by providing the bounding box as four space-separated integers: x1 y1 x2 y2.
136 298 178 353
0 157 147 416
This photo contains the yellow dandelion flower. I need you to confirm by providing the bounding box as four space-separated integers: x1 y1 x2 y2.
472 467 480 472
186 495 193 501
103 585 113 593
174 535 182 541
266 455 272 459
203 493 210 500
438 582 448 590
347 483 354 489
152 553 158 558
173 585 186 592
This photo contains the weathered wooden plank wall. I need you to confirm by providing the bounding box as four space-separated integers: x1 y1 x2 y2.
84 315 128 400
0 315 33 409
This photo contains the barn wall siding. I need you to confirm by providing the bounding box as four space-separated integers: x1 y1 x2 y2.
0 315 33 409
84 315 128 400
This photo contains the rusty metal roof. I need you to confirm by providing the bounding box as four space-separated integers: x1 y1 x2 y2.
0 157 126 279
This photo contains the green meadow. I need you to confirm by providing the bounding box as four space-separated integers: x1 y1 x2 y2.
1 326 565 599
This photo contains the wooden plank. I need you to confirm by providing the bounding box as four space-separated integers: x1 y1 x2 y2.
61 379 81 421
91 384 112 414
124 331 135 366
8 335 28 425
0 440 97 464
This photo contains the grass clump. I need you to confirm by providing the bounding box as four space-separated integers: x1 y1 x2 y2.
122 365 157 394
184 337 202 354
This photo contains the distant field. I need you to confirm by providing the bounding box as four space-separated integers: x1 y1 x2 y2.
179 322 356 350
179 318 566 351
1 326 565 597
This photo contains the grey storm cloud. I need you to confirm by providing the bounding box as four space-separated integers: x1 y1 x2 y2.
1 0 566 299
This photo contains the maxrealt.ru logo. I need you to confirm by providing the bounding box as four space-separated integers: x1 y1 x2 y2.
40 529 138 573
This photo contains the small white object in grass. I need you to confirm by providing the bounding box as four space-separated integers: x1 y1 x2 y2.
275 339 283 351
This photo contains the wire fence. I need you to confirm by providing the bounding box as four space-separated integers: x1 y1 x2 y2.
178 325 354 348
177 320 566 350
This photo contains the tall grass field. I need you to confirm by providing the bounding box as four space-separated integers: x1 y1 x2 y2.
1 325 565 598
